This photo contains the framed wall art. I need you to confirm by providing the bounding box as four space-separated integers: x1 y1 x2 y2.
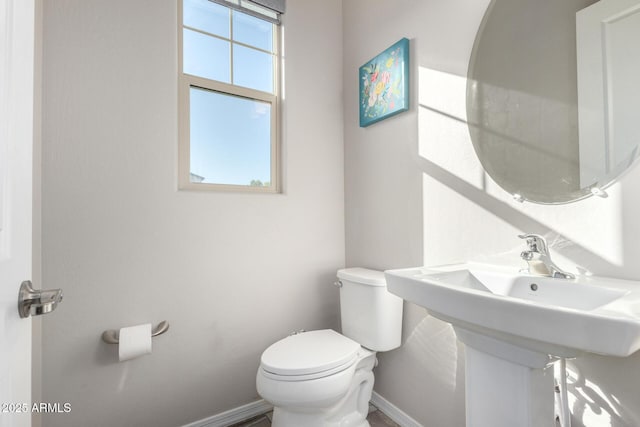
359 38 410 127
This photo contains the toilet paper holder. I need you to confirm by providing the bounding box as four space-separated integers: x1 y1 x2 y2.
101 321 170 344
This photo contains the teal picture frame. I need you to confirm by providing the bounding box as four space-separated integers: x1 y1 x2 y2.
359 38 410 127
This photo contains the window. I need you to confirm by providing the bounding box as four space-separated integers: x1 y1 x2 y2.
179 0 282 192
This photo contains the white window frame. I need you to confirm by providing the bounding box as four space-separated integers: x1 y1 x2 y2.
178 0 281 193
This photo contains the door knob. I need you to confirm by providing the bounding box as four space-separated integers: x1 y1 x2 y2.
18 281 64 318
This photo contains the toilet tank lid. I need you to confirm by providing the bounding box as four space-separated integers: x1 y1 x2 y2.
337 268 386 287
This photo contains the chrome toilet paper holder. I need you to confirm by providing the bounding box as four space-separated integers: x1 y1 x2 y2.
101 321 170 344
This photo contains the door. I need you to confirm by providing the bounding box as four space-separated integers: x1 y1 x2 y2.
577 0 640 187
0 0 35 426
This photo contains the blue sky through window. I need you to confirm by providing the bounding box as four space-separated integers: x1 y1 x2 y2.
189 88 272 185
233 11 273 51
183 0 276 187
183 28 231 83
183 0 229 38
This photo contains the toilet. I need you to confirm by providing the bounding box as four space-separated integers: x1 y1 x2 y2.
256 268 403 427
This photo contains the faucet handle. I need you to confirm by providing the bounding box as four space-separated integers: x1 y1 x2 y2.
518 234 548 254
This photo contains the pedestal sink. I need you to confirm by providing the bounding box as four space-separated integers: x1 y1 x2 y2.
385 263 640 427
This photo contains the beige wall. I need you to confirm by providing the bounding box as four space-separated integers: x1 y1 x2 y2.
40 1 344 426
343 1 640 426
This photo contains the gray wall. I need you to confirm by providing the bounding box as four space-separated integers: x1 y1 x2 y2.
40 1 344 426
343 1 640 426
39 1 640 426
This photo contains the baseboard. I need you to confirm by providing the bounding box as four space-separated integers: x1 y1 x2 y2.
370 391 423 427
181 392 419 427
181 399 273 427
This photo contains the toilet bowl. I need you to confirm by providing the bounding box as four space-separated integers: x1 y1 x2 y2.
256 268 403 427
257 330 376 427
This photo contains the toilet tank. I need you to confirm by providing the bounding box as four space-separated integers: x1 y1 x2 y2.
336 268 403 352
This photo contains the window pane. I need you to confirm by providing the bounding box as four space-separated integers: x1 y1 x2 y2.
190 87 272 186
233 10 273 51
183 0 229 38
233 44 273 93
183 29 230 83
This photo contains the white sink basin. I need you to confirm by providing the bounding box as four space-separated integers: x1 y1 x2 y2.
385 263 640 358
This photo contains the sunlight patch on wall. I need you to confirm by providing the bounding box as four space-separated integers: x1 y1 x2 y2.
404 315 461 393
418 67 485 190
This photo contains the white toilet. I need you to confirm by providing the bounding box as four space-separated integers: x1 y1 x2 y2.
256 268 403 427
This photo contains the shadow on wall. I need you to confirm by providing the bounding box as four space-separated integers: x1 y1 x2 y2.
415 155 616 273
567 357 640 427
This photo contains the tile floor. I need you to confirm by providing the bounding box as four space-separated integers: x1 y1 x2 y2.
229 405 400 427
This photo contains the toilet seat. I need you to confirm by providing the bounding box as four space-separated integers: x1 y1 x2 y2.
260 330 361 381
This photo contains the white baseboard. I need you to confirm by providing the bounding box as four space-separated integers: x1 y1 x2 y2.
370 391 423 427
181 392 420 427
181 399 273 427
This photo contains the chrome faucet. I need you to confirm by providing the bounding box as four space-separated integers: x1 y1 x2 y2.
518 234 575 279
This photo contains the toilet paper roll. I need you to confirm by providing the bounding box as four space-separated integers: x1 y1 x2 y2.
118 323 152 362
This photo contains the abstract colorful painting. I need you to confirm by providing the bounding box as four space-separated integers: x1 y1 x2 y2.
359 38 410 127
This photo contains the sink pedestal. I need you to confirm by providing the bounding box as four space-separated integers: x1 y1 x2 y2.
456 328 555 427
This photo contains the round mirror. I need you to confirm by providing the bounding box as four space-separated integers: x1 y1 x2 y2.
467 0 640 204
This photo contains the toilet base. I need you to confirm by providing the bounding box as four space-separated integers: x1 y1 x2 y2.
272 407 370 427
269 350 376 427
